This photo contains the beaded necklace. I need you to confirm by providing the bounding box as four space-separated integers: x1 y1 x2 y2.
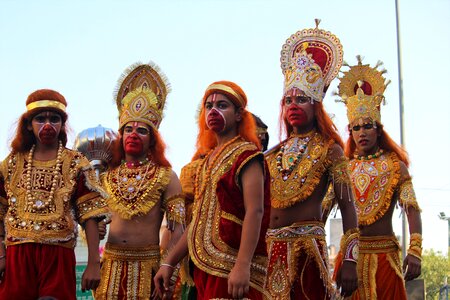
353 148 384 160
115 160 153 201
194 135 241 200
275 131 315 179
26 141 63 211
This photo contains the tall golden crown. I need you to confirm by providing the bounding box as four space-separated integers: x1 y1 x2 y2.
281 19 343 102
337 56 390 124
114 62 171 130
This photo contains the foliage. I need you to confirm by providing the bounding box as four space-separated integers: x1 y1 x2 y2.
420 249 450 300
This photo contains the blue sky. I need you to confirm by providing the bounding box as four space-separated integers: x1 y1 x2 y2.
1 0 449 254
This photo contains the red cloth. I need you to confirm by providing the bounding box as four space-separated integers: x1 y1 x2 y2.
0 243 76 300
193 266 263 300
216 151 271 256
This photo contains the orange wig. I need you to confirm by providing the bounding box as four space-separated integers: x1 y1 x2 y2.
193 81 261 159
278 98 344 148
345 123 409 167
11 89 69 153
109 126 171 168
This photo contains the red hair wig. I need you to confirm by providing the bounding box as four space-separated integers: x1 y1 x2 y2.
345 123 409 167
11 89 69 153
109 126 171 168
278 98 344 148
193 81 261 159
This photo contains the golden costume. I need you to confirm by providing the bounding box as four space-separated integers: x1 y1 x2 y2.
265 20 351 299
333 57 422 300
95 62 185 300
0 149 108 248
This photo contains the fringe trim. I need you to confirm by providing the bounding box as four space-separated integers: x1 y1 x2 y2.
271 138 333 209
105 166 171 220
358 152 401 226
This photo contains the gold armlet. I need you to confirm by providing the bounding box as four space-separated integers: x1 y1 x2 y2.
164 194 186 231
340 228 360 263
331 156 351 185
407 233 422 260
399 179 421 212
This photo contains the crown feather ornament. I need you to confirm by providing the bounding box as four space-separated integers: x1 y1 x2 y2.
114 61 171 130
337 56 390 125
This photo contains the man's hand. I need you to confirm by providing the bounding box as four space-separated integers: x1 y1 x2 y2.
153 265 175 300
97 218 110 240
227 262 250 299
81 261 101 292
403 254 421 281
336 260 358 297
0 257 5 282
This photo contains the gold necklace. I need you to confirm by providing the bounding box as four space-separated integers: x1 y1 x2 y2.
26 141 63 211
114 161 153 201
276 131 315 180
354 149 384 160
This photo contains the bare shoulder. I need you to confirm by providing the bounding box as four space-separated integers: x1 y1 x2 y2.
398 160 410 178
328 142 345 160
164 169 182 198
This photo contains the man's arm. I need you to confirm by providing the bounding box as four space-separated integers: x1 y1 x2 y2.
82 218 101 292
227 158 265 299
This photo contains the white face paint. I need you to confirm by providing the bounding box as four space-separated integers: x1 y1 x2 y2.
206 107 226 132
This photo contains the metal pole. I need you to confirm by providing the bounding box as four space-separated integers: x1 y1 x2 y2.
395 0 408 259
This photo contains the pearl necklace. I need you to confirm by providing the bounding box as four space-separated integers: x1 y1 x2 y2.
276 131 314 179
354 149 384 160
26 141 63 211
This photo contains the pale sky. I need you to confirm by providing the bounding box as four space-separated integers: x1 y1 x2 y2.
1 0 449 254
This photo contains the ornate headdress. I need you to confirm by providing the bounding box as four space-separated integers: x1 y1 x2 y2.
114 62 171 130
337 55 391 125
281 19 343 102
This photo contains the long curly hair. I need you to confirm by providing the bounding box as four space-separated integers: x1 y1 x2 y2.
345 122 409 167
11 89 68 153
193 81 261 160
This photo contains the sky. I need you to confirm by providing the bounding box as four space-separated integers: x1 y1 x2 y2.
0 0 449 254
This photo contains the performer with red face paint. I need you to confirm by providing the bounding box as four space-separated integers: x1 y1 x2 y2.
94 63 185 300
264 20 359 299
0 89 109 300
332 57 422 299
154 81 271 299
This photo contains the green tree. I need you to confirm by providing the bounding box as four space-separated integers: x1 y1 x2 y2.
421 249 450 299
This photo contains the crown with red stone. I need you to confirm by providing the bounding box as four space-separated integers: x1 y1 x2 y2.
281 19 343 102
115 62 171 130
337 55 391 125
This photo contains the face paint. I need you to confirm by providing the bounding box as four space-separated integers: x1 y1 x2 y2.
122 122 151 156
31 112 62 145
206 107 226 132
283 89 314 128
37 123 58 144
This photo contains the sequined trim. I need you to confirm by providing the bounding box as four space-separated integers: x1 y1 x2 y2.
188 138 268 294
95 243 160 300
103 165 171 220
398 179 420 212
1 150 108 248
265 222 335 299
267 134 332 208
349 151 401 225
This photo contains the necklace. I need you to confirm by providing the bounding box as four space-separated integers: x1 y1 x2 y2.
276 131 315 180
194 135 241 200
115 160 153 201
26 141 63 211
354 149 384 160
121 157 149 168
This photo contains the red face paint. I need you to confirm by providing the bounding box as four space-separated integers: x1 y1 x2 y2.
38 123 58 145
124 133 144 156
286 104 308 127
206 108 226 132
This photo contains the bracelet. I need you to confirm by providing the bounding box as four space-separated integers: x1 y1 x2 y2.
160 263 175 270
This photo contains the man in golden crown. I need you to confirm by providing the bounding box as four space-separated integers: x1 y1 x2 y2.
154 81 271 299
94 63 185 299
0 89 109 299
332 57 422 299
264 20 359 299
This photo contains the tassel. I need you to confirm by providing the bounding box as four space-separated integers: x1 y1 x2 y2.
374 60 384 69
356 55 364 65
342 60 350 67
315 18 321 28
380 69 387 74
385 79 392 88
